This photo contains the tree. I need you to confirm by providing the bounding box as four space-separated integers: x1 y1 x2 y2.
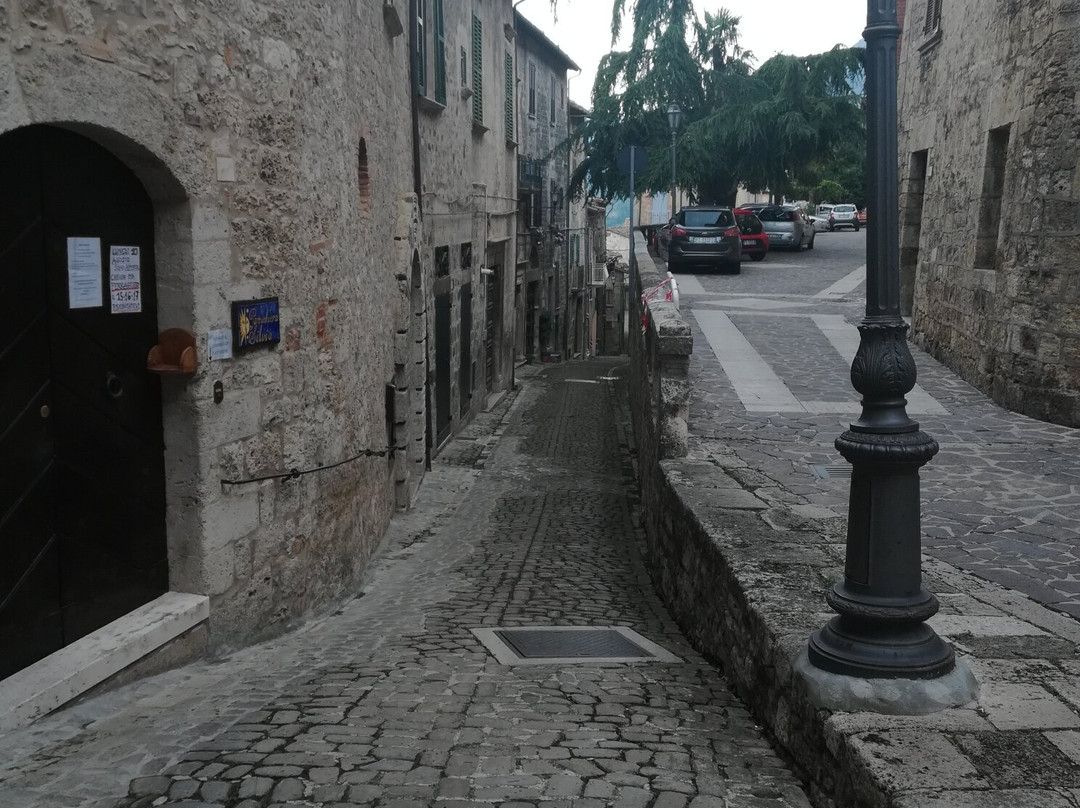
568 3 864 208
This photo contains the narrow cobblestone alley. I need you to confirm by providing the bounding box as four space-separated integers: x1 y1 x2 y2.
0 359 811 808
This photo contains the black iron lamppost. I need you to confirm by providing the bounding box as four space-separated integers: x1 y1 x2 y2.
667 103 682 220
806 1 955 681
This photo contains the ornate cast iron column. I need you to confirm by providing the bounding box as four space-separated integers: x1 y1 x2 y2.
806 0 954 679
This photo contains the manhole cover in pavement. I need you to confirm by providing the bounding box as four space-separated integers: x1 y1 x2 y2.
471 626 680 665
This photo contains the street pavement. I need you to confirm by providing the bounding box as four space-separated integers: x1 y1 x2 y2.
0 360 811 808
670 230 1080 619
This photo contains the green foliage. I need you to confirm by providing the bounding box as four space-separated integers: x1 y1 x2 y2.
568 3 866 209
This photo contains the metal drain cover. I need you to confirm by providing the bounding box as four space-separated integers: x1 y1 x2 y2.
472 626 680 665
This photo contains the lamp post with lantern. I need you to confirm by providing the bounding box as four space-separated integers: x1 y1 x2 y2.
667 103 681 220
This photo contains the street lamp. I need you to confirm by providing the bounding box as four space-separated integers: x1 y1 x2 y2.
667 103 682 220
802 0 976 708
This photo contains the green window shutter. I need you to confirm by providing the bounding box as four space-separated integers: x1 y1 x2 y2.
416 0 426 96
433 0 446 104
471 14 483 124
504 52 514 141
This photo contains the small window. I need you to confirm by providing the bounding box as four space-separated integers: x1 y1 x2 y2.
549 75 556 123
357 138 371 218
461 243 472 269
435 245 450 277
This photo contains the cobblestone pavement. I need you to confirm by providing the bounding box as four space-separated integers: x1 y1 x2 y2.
0 359 810 808
671 232 1080 620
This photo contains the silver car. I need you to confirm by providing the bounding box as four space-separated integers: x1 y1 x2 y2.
758 206 815 251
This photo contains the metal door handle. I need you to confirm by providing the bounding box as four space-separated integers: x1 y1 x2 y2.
105 371 124 399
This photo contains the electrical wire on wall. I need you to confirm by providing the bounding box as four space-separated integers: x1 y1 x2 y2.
220 448 392 487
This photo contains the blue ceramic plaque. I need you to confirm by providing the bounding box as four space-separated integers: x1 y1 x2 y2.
231 297 280 352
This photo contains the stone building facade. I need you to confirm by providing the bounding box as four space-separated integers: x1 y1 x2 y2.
514 11 578 363
413 0 518 453
0 0 520 698
898 0 1080 425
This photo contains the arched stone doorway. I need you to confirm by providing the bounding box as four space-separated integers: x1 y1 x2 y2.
0 125 177 678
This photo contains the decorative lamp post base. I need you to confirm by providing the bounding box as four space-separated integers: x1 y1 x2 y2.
794 649 979 716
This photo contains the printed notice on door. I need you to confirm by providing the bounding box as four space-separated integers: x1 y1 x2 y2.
110 246 142 314
67 237 103 309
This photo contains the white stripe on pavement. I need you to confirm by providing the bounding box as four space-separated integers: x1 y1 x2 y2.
695 310 807 413
814 264 866 298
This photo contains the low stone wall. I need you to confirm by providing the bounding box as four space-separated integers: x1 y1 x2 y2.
627 243 884 808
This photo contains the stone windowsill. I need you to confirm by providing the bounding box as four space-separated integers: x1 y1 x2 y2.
472 120 489 136
918 28 942 54
418 94 446 115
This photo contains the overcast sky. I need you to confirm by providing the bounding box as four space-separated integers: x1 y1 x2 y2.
516 0 870 108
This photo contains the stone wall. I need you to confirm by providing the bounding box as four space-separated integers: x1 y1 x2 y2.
898 0 1080 426
1 1 417 648
627 243 898 807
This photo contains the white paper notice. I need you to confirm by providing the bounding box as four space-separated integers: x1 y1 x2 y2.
110 245 142 314
208 329 233 361
67 237 103 309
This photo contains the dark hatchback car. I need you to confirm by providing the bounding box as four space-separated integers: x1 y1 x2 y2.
658 206 742 273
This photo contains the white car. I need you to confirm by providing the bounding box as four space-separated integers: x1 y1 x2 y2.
827 204 861 232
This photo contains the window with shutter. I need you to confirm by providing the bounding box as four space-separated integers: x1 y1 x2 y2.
504 52 514 142
471 14 483 124
460 46 467 85
923 0 941 35
528 62 536 116
415 0 427 96
433 0 446 104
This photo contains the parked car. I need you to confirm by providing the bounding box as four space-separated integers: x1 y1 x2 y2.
733 208 769 262
658 206 742 273
858 208 868 225
757 205 815 250
815 203 835 218
827 203 860 231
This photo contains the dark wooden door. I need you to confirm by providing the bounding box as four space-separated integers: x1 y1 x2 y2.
0 126 167 679
459 283 471 419
484 270 497 393
434 290 452 445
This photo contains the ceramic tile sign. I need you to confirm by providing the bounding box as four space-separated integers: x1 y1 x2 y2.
109 245 142 314
231 297 281 352
67 237 103 309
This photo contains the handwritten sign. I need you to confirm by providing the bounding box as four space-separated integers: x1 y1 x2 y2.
231 298 280 352
109 245 142 313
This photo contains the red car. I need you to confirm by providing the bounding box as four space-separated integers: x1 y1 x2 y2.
733 208 769 262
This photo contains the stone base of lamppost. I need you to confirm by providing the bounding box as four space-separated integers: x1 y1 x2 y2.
794 648 978 716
